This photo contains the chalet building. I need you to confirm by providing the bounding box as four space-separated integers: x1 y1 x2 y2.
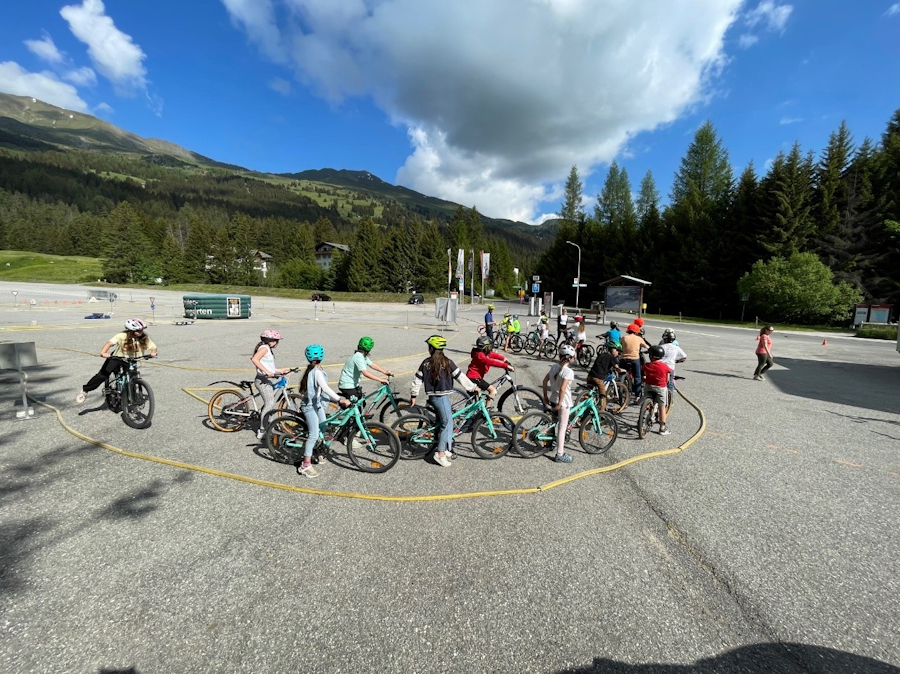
250 250 272 278
315 242 351 271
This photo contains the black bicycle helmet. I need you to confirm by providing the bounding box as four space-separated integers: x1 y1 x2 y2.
648 345 665 360
476 336 492 350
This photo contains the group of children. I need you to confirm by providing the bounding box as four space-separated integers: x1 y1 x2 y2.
75 311 688 476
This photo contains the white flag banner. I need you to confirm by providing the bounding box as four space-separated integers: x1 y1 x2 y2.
481 252 490 280
456 248 465 278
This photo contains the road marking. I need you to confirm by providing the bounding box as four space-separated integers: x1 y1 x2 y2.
33 388 707 502
834 459 862 468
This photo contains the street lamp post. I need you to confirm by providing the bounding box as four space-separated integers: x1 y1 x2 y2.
566 240 582 310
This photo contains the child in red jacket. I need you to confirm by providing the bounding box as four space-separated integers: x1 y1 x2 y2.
466 336 514 406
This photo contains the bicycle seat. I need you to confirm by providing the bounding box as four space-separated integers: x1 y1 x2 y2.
240 380 255 389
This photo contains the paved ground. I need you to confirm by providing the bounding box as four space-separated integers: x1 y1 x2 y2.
1 281 898 674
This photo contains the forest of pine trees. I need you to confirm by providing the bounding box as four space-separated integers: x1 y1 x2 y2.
1 109 898 321
536 110 900 324
0 151 528 296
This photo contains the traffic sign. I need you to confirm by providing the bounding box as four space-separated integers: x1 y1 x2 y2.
532 275 540 282
531 283 539 293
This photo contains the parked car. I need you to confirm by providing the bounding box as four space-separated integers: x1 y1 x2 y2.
310 293 331 302
461 289 482 298
84 312 111 319
407 294 425 305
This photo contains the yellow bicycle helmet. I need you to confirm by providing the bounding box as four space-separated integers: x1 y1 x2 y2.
425 335 447 350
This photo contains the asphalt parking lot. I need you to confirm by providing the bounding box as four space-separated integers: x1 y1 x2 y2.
1 281 898 673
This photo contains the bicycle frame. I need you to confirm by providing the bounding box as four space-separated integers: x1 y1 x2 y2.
526 388 603 442
209 376 296 421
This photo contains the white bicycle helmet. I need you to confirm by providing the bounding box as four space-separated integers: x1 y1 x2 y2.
124 318 147 331
559 344 576 359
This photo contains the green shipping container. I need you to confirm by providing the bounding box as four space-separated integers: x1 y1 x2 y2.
182 293 252 319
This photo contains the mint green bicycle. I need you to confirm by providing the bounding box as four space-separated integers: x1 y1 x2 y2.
263 384 401 473
392 390 515 460
512 386 618 458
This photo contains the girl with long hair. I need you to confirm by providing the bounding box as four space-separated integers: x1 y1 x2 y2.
297 344 349 478
76 318 157 404
409 335 476 467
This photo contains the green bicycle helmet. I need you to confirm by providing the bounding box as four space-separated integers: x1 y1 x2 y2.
358 336 374 352
426 335 447 350
305 344 325 362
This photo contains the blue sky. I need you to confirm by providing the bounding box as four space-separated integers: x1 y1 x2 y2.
0 1 898 223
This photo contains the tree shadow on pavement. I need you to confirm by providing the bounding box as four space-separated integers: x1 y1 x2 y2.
555 642 899 674
767 358 900 416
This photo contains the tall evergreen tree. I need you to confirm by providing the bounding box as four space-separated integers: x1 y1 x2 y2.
102 202 150 283
559 165 585 225
346 218 384 292
666 121 734 314
758 143 816 257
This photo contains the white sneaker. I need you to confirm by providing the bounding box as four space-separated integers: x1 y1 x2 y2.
434 452 452 467
75 390 87 404
352 438 365 450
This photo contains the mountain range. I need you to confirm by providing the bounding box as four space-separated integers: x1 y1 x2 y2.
0 92 557 246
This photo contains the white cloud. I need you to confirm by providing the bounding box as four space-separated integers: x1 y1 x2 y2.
24 35 65 65
779 117 803 125
0 61 89 111
221 0 287 62
745 1 793 32
886 3 900 17
63 66 97 87
60 0 148 94
738 33 759 48
94 101 114 114
223 0 744 222
269 77 292 95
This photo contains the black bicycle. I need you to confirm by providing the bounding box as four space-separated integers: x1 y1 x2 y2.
104 356 155 429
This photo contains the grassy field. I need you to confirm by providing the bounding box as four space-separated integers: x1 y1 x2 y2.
854 325 898 340
0 250 103 283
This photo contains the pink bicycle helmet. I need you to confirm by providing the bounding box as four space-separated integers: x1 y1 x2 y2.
260 329 282 341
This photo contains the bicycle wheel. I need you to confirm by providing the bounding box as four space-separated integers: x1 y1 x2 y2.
122 379 154 429
347 421 400 473
637 399 654 439
105 382 121 413
579 411 618 454
541 340 557 359
523 334 539 355
497 386 544 420
577 345 595 368
282 391 303 413
605 381 630 414
512 411 554 459
379 396 412 426
264 412 308 464
510 334 525 353
392 413 435 460
470 413 514 459
207 389 250 432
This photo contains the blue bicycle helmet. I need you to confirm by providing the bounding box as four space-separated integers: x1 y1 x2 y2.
305 344 325 362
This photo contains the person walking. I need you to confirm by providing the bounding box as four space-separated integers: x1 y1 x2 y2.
753 326 775 380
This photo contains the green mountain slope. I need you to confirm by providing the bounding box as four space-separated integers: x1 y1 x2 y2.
0 91 554 248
